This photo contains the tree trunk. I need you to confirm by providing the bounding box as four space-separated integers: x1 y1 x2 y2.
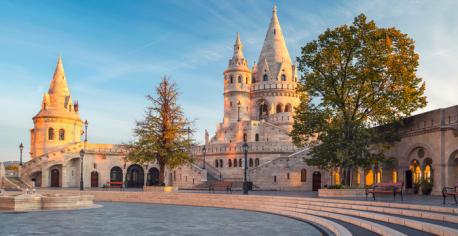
159 164 165 186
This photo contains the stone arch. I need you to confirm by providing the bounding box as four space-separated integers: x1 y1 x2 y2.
147 167 160 186
276 103 283 113
30 171 42 187
257 100 270 119
49 164 62 187
126 164 144 188
404 143 433 163
91 171 99 187
447 150 458 186
110 166 123 182
284 104 292 113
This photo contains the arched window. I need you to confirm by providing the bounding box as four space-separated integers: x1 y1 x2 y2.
59 129 65 141
238 76 242 83
281 74 286 81
230 101 232 107
228 159 232 167
249 158 253 167
48 128 54 140
285 104 292 112
215 159 219 168
219 159 223 168
255 133 259 141
230 76 233 84
245 77 248 84
243 133 247 142
259 102 268 118
301 169 307 182
276 104 283 113
234 159 237 167
239 159 242 167
255 158 260 167
110 166 123 182
263 74 268 81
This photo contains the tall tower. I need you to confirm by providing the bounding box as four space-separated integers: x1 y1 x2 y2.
223 33 252 124
30 56 83 158
251 5 299 129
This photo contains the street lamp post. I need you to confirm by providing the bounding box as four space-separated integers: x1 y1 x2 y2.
19 143 24 166
79 149 85 191
202 146 206 169
242 140 249 194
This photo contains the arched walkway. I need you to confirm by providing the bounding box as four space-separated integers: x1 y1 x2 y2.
30 171 42 187
110 166 123 182
126 164 144 188
147 167 160 186
447 151 458 186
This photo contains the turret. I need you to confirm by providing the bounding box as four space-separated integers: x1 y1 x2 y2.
223 33 251 124
250 5 299 129
30 56 83 158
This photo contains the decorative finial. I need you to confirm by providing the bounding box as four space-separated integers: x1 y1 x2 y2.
273 3 277 14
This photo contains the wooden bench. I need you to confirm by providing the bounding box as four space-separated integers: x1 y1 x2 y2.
103 181 124 191
366 182 403 201
209 181 232 194
442 181 458 204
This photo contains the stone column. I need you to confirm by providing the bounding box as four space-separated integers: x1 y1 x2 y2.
42 167 49 187
359 167 366 188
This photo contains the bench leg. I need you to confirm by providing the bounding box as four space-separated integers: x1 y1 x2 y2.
373 193 376 201
454 194 457 204
393 191 396 201
400 191 403 201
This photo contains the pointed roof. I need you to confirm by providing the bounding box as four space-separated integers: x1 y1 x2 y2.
227 33 249 71
233 32 245 59
48 56 70 96
257 5 292 69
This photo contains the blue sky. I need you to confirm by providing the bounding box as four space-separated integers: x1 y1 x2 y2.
1 0 458 162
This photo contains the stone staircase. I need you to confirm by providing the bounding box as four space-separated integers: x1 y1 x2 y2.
40 189 458 236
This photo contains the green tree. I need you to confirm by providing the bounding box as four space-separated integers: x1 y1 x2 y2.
127 76 193 185
291 14 427 185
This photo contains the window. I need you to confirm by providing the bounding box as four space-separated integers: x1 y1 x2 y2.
255 158 260 167
228 159 232 167
274 176 277 183
245 77 248 84
276 104 283 113
249 158 253 167
238 76 242 83
234 159 237 167
285 104 292 112
281 74 286 81
59 129 65 141
287 173 290 180
239 159 242 167
301 169 307 182
48 128 54 140
255 134 259 142
263 74 268 81
220 159 223 168
230 76 233 84
215 159 219 168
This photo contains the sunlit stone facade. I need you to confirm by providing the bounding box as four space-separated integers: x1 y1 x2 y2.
21 57 204 189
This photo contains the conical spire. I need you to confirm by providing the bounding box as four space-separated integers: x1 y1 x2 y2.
48 56 70 96
233 32 244 60
257 5 291 70
227 32 248 70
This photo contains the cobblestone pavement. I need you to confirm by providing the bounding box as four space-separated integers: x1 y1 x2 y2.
0 202 323 236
